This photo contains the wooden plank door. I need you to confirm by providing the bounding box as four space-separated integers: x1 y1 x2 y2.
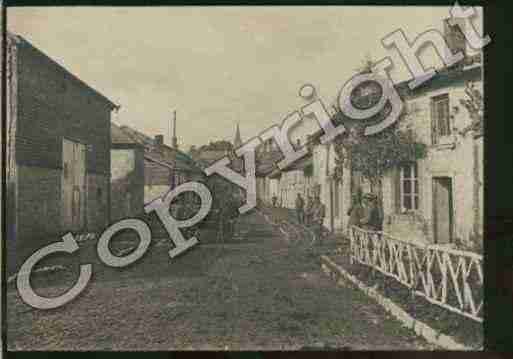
433 177 453 244
62 139 86 232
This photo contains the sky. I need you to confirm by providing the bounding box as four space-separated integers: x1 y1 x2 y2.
8 6 483 151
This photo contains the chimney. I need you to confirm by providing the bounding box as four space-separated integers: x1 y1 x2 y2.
155 135 164 147
444 18 467 63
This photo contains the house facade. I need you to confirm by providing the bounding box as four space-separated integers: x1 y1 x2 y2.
5 33 117 272
378 64 483 248
255 139 284 206
110 123 145 221
277 160 313 209
113 125 204 205
311 139 352 234
256 174 280 206
191 141 233 167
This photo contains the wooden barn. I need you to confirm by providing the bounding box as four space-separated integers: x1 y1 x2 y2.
5 33 118 273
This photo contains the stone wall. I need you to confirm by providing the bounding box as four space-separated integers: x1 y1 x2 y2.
111 148 145 221
11 165 62 271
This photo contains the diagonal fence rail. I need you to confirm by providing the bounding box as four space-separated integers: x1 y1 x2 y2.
349 226 483 322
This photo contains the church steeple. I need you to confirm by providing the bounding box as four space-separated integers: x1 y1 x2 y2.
234 122 242 148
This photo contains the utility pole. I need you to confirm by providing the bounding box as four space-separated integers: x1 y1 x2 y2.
170 109 178 190
172 110 178 149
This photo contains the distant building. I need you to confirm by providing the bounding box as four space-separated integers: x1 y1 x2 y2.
113 125 204 205
110 123 145 221
310 135 352 234
5 33 118 272
193 140 233 166
255 138 282 205
269 154 313 209
192 124 244 167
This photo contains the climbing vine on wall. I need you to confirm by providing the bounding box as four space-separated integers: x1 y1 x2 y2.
458 81 483 137
332 111 427 203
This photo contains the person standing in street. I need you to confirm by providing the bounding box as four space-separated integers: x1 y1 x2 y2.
305 195 314 226
223 196 240 241
295 193 305 224
312 195 326 241
347 189 364 229
361 193 381 231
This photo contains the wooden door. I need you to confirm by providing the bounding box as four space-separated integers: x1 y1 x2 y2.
62 139 86 231
432 177 453 244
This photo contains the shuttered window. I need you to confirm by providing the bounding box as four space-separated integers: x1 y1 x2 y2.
431 94 451 144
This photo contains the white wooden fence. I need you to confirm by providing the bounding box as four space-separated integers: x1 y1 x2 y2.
349 226 483 322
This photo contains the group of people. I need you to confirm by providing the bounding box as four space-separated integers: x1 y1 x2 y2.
347 190 382 231
291 188 382 241
295 193 327 239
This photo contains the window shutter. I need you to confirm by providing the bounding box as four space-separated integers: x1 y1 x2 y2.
430 99 438 145
412 162 422 210
394 167 402 213
445 95 452 136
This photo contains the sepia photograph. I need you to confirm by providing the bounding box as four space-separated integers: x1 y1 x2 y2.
3 4 487 351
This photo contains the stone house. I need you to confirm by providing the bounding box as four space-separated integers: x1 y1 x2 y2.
256 173 280 207
112 125 205 205
378 64 483 248
110 123 145 221
309 133 352 235
191 140 235 167
5 33 118 272
255 139 282 205
268 155 313 210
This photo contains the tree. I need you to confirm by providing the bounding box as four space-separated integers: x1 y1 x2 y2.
459 81 483 137
458 80 484 250
333 117 426 196
330 58 428 218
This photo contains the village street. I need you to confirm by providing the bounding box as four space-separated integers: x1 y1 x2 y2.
6 208 436 351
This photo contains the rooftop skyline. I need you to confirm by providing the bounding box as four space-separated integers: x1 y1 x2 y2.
8 6 482 151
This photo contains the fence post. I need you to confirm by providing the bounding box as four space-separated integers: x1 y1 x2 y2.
349 226 354 265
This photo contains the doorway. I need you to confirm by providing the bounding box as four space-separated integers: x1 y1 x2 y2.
62 139 86 231
432 177 453 244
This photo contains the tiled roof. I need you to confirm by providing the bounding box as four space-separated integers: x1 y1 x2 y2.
256 149 283 177
111 123 140 144
113 124 203 174
264 151 313 179
394 63 482 99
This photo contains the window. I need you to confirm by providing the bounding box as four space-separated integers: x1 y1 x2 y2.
333 180 340 218
399 163 419 211
431 94 451 144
